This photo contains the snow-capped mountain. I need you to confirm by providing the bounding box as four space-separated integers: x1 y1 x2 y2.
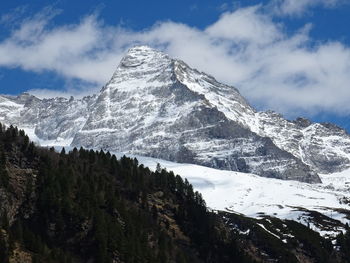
1 46 350 183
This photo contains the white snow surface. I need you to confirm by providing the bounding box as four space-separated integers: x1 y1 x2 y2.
135 155 349 215
125 154 350 237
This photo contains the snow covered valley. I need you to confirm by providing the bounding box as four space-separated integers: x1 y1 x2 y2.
133 155 350 238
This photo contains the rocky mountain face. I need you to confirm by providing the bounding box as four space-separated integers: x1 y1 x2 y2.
0 46 349 183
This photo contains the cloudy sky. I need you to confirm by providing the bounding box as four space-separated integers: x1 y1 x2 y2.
0 0 350 130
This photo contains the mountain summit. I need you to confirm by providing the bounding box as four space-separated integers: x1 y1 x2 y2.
1 46 350 183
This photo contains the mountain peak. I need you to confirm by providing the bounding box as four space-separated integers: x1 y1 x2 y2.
127 45 160 53
119 45 170 68
106 45 173 93
2 46 350 183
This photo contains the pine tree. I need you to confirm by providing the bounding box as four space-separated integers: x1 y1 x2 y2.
0 147 9 188
60 147 66 156
156 163 162 173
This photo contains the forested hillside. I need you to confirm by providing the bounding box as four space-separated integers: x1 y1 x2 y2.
0 123 254 262
0 123 349 262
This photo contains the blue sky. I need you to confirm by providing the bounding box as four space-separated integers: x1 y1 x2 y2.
0 0 350 130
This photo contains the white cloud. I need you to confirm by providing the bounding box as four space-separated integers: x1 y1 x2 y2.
206 6 281 45
28 85 101 99
270 0 344 16
0 9 124 85
0 5 350 118
0 5 28 26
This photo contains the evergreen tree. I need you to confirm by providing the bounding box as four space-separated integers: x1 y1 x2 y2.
0 146 9 188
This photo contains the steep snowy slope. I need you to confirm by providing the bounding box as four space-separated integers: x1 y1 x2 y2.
71 46 318 182
0 94 23 122
134 154 350 238
253 112 350 174
0 93 96 145
171 60 350 174
0 45 350 182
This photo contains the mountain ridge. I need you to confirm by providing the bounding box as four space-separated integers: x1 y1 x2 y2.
0 45 350 183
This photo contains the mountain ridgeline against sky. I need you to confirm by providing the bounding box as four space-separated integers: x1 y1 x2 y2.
1 46 350 183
